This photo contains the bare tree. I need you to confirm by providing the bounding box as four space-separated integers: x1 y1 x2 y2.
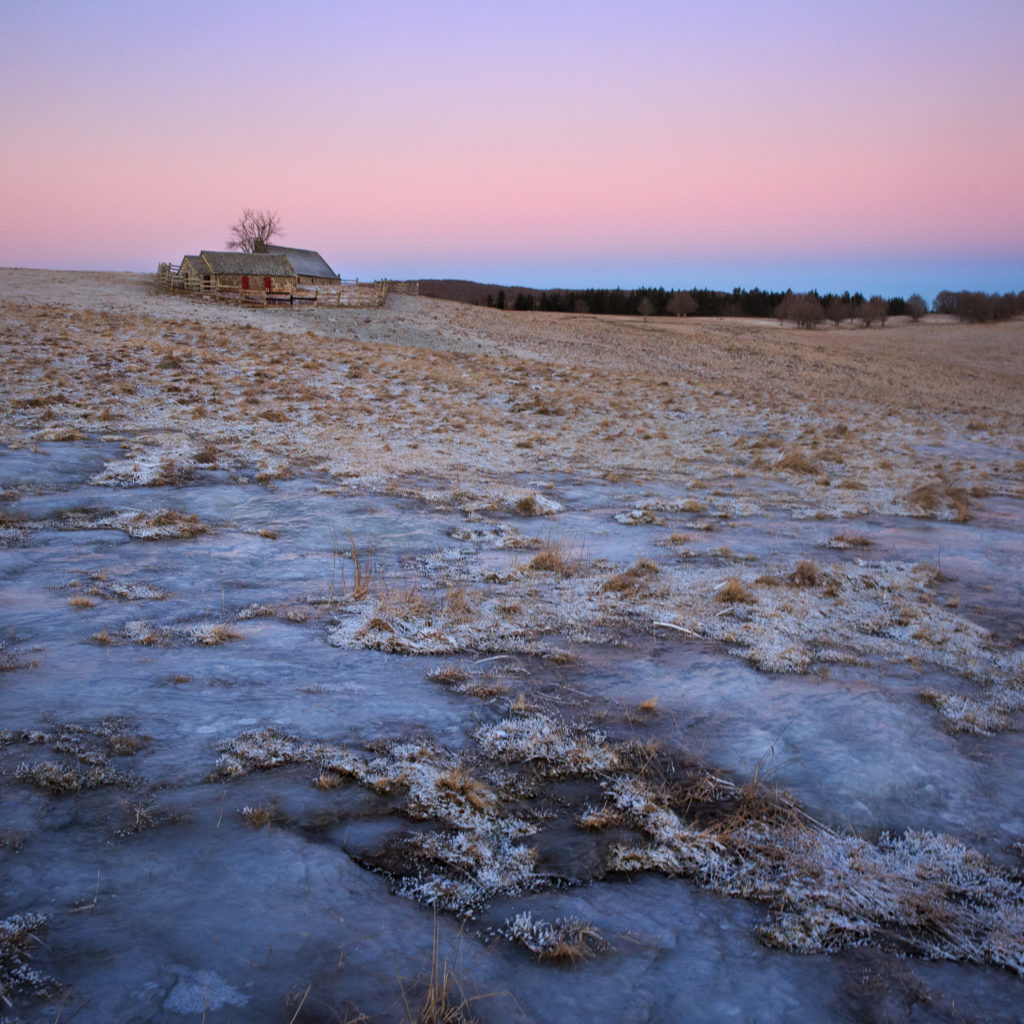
666 290 698 317
860 295 889 327
775 292 823 328
637 296 655 321
225 208 283 252
825 295 850 327
905 293 927 321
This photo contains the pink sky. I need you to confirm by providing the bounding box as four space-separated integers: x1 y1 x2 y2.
2 0 1021 298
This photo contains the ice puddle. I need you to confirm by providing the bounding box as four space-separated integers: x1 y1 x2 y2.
2 441 1023 1021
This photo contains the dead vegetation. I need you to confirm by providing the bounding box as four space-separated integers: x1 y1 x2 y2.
90 619 242 648
907 479 972 521
525 534 585 577
208 708 1024 975
3 272 1024 1011
600 558 659 596
0 913 59 1007
715 578 755 605
400 917 481 1024
500 912 607 962
4 716 147 793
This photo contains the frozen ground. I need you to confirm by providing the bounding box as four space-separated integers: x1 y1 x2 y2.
1 271 1023 1022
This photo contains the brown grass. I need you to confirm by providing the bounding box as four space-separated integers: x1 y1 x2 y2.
716 578 755 604
435 767 494 812
241 804 272 827
442 580 475 622
401 916 481 1024
527 533 583 577
600 558 659 595
907 480 971 522
829 532 873 548
514 493 542 516
775 449 820 475
788 560 820 587
332 533 374 601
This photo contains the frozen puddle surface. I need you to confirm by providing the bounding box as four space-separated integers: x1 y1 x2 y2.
2 442 1024 1021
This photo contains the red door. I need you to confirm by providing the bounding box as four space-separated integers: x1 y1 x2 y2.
242 275 250 290
263 276 272 292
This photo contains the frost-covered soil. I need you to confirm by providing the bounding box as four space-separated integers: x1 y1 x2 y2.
1 270 1024 1021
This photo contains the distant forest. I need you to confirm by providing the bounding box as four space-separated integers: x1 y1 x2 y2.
414 279 1023 325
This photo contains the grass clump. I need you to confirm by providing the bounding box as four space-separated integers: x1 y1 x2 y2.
788 560 821 587
600 558 659 596
400 917 480 1024
435 766 495 813
124 508 207 540
527 534 583 577
330 533 374 601
500 911 607 962
189 622 242 646
827 532 873 549
920 690 1010 735
715 578 755 605
515 493 541 516
1 913 59 1006
240 804 273 827
15 760 127 793
775 449 820 475
907 480 971 522
427 664 473 687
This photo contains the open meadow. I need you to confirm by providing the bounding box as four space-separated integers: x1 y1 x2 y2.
2 269 1024 1021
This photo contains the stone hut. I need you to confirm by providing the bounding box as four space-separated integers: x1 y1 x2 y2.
193 251 297 295
258 243 339 286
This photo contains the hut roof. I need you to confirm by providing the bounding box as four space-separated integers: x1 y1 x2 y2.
198 251 296 276
263 244 338 280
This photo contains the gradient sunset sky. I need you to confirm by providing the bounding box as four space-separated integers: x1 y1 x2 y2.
2 0 1022 299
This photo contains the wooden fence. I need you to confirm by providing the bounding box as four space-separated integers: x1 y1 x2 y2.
156 263 389 308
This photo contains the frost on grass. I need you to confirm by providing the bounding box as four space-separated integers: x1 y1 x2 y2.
210 708 1024 969
58 507 208 540
0 913 60 1007
508 491 564 517
326 553 610 658
70 571 167 602
426 663 510 698
602 775 1024 973
210 728 539 913
920 689 1012 735
400 830 538 912
91 619 241 647
120 509 207 540
0 642 37 674
500 911 607 962
475 713 618 775
89 447 201 488
661 557 1024 714
8 716 145 793
14 760 131 793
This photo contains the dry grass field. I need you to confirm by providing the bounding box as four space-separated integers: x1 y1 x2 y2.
2 268 1024 1020
3 269 1022 507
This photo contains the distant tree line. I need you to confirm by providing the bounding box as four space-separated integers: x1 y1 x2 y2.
772 288 1024 328
932 290 1024 323
416 279 1022 326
